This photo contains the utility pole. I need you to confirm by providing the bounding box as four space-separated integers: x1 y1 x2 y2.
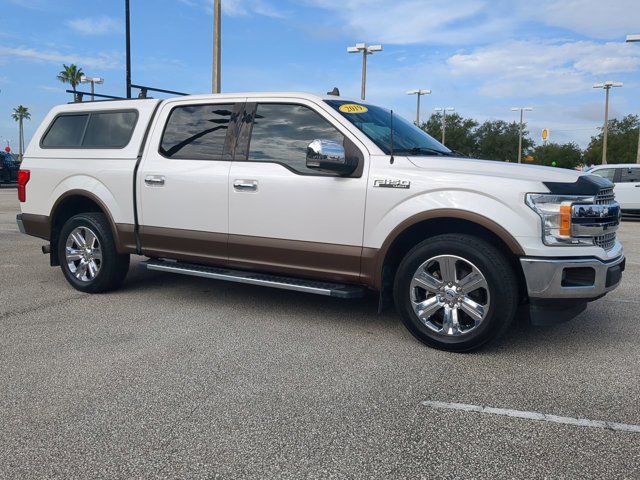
511 107 533 163
626 34 640 163
347 43 383 100
433 107 454 145
212 0 221 93
594 81 623 165
80 76 104 101
407 89 431 125
125 0 131 98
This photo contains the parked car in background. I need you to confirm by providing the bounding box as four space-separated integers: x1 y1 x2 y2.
589 164 640 213
0 152 20 184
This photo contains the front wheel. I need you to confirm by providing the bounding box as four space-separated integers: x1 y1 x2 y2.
394 234 519 352
58 213 130 293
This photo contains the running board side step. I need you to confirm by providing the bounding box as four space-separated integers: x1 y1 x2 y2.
142 259 367 299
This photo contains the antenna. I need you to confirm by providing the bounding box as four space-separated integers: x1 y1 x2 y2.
389 110 395 164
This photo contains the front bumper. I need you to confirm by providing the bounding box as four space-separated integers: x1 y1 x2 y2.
16 213 25 234
520 254 625 300
520 254 625 326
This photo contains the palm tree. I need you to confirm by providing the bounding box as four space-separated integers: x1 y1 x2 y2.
11 106 31 162
57 63 84 90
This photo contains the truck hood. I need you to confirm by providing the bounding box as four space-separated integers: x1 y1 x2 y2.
407 156 583 184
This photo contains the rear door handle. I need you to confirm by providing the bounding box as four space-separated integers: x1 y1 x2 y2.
233 180 258 192
144 175 165 186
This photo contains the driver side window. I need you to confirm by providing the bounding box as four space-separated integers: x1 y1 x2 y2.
247 103 344 175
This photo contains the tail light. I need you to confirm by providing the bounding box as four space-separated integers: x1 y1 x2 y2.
17 170 30 203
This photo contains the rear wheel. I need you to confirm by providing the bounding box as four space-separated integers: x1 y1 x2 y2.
58 213 129 293
394 234 518 352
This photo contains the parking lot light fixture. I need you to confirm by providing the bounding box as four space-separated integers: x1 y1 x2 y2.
433 107 454 145
80 75 104 101
347 43 383 100
407 89 432 125
593 81 623 165
511 107 533 164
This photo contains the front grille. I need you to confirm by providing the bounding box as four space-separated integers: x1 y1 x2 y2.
595 188 615 205
594 232 616 250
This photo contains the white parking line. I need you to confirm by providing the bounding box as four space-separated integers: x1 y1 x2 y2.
421 401 640 433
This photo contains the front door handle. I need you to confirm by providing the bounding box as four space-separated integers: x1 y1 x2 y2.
233 180 258 192
145 175 165 186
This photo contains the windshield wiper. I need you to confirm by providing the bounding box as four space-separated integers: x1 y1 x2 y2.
393 147 455 157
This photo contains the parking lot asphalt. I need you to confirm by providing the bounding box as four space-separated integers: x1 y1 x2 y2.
1 188 639 479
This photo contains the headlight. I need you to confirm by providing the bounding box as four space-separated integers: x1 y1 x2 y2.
526 194 595 246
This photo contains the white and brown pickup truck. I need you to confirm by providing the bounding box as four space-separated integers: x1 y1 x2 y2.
16 92 625 351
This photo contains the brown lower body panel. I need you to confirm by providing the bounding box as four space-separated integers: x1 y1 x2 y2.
139 225 228 265
137 225 368 286
20 213 50 240
228 234 363 285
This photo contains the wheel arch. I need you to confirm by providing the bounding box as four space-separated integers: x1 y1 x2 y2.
49 190 126 265
364 210 526 298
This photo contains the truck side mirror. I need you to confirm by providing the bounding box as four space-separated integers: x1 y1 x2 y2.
306 139 356 176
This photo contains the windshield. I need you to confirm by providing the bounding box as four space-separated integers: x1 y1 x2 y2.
325 100 453 156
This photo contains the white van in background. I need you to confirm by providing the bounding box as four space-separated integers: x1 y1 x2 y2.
589 164 640 212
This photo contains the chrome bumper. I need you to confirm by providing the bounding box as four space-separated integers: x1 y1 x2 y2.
520 254 625 300
16 214 25 234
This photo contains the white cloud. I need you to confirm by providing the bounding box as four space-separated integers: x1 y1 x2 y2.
447 41 640 97
66 16 122 36
307 0 511 45
521 0 640 40
0 45 121 70
179 0 286 18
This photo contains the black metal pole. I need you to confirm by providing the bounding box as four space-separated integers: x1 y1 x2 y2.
125 0 131 98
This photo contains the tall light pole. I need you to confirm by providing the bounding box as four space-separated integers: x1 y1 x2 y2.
594 81 623 165
347 43 383 100
511 107 533 163
626 34 640 164
433 107 454 145
125 0 131 98
80 76 104 101
407 89 431 125
212 0 221 93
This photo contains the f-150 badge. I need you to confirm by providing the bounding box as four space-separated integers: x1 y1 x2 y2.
374 179 411 189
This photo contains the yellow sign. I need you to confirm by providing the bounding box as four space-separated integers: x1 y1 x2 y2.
339 104 368 114
542 128 549 142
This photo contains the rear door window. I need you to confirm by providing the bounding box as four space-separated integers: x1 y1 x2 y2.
619 168 640 183
160 104 235 160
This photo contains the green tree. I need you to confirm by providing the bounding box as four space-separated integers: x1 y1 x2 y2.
11 105 31 162
583 114 639 165
419 112 478 156
474 120 534 162
57 63 84 90
531 142 582 169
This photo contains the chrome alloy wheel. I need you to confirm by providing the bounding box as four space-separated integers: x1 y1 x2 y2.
409 255 490 336
65 226 102 282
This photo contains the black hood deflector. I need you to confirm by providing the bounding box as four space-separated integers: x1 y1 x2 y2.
544 174 613 196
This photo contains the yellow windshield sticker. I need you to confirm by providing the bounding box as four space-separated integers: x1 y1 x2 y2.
339 104 368 114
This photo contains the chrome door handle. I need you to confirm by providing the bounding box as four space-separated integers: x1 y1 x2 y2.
233 180 258 191
144 175 165 186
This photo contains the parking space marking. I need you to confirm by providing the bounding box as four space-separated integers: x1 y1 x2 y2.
421 401 640 433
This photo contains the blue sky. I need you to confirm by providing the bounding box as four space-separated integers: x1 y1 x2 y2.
1 0 640 151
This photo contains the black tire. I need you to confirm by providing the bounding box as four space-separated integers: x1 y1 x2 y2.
393 234 518 352
57 212 130 293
